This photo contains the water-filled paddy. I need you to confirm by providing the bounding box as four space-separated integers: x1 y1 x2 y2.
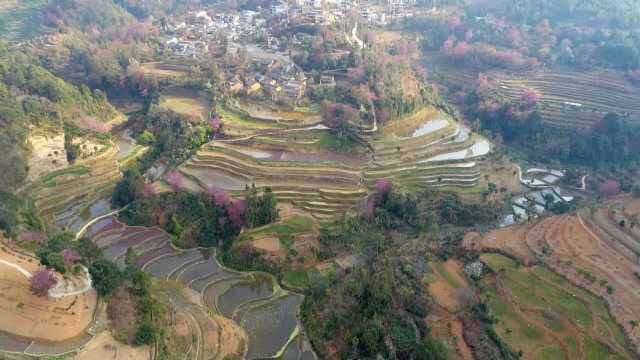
218 281 274 319
412 118 449 138
423 138 490 162
243 294 303 358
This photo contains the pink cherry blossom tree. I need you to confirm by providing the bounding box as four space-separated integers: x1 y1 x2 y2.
165 171 184 191
142 183 157 197
31 268 57 297
227 199 247 227
207 186 231 207
519 88 541 106
599 179 620 197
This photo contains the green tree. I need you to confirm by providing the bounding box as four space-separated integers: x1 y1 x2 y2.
112 168 142 207
37 252 67 274
89 259 123 297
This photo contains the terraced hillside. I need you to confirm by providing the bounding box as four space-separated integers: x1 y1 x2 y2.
29 141 122 232
494 69 640 128
427 52 640 129
85 216 317 359
180 106 493 221
465 197 640 355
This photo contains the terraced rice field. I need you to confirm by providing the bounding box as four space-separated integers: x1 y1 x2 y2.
179 106 493 221
426 52 640 129
85 217 316 359
494 69 640 128
29 142 122 232
232 99 322 126
466 198 640 356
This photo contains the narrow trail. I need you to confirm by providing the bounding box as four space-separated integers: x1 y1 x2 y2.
352 22 364 49
75 209 122 240
0 259 32 278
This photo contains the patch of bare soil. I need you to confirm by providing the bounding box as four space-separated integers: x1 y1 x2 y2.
251 236 281 253
214 314 246 357
427 260 469 313
27 134 68 182
425 260 475 359
75 330 150 360
464 226 537 266
0 243 97 342
427 306 474 360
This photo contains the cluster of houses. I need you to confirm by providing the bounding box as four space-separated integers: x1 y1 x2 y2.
226 57 310 105
163 10 269 58
501 168 575 226
158 0 415 104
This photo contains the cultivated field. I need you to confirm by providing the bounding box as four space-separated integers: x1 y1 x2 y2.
480 253 630 359
159 88 211 121
466 197 640 355
425 259 474 360
494 69 640 128
0 0 48 41
139 62 190 78
427 52 640 129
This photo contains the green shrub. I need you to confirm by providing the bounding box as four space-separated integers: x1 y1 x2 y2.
134 321 156 345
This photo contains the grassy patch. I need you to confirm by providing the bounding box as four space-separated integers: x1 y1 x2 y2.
38 166 91 186
432 261 461 288
584 337 618 360
159 89 210 120
279 234 294 250
245 216 314 239
480 253 518 272
537 347 565 360
282 216 314 232
294 104 321 113
283 268 320 289
118 145 148 167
